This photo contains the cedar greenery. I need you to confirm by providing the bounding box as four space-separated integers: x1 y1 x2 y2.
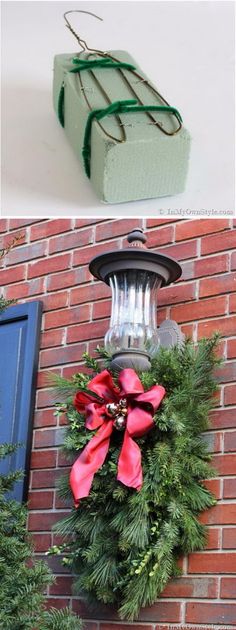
50 337 220 621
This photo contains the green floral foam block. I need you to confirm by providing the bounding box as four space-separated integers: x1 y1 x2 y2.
53 50 191 203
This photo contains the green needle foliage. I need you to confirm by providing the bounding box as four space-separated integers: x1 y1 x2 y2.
0 448 83 629
0 443 83 630
50 337 220 621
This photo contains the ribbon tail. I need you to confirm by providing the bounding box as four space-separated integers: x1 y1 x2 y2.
70 421 113 507
117 430 142 491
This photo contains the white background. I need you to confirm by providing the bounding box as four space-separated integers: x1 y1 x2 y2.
1 0 235 216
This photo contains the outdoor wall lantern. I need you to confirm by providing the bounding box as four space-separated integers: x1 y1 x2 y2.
89 228 184 371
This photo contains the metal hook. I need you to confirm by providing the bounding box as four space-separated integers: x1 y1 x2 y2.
63 10 104 54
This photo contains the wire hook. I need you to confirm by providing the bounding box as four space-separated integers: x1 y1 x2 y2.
63 10 104 54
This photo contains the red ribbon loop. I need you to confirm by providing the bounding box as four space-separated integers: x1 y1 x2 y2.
70 369 165 507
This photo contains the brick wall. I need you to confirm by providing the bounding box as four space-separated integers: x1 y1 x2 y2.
0 217 236 630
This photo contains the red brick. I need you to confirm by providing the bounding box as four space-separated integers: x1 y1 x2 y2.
182 254 229 281
227 339 236 359
188 552 236 573
181 323 194 337
223 478 236 498
70 282 110 306
36 368 61 390
220 577 236 598
147 219 178 227
212 389 221 406
57 451 74 467
45 598 70 609
224 430 236 452
36 389 57 409
74 219 104 228
28 253 70 279
177 219 230 241
58 415 70 429
145 226 174 248
40 329 64 349
28 490 54 509
30 450 57 469
215 361 236 383
31 533 51 552
212 453 236 475
49 228 93 254
138 601 181 622
199 272 236 298
31 468 66 489
157 308 168 326
96 219 142 242
37 368 62 389
232 251 236 270
0 229 27 249
67 320 108 344
203 478 221 500
93 300 111 320
9 219 44 230
200 503 236 525
40 343 86 368
73 240 120 268
210 408 236 429
33 409 57 428
198 316 236 339
5 241 47 266
37 370 59 389
40 291 69 312
171 296 227 324
100 626 152 630
62 364 90 379
49 576 73 595
44 305 89 330
4 277 45 300
34 429 59 448
230 293 236 313
0 265 26 285
47 267 91 292
162 576 218 598
222 528 236 548
206 527 221 549
30 219 72 240
0 219 8 232
158 281 196 307
55 494 73 509
186 602 236 625
224 384 236 405
28 512 68 531
157 239 198 261
201 229 236 255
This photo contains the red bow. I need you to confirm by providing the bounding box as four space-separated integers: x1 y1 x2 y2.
70 368 165 507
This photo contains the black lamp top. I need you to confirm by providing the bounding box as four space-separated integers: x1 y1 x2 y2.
127 228 147 246
89 227 182 287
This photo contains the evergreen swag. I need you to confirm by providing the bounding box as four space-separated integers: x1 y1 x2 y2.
50 336 220 621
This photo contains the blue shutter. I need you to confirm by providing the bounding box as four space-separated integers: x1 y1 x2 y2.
0 301 42 501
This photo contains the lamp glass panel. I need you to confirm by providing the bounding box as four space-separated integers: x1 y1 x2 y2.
104 270 161 356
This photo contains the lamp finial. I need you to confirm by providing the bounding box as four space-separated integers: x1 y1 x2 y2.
127 228 147 249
